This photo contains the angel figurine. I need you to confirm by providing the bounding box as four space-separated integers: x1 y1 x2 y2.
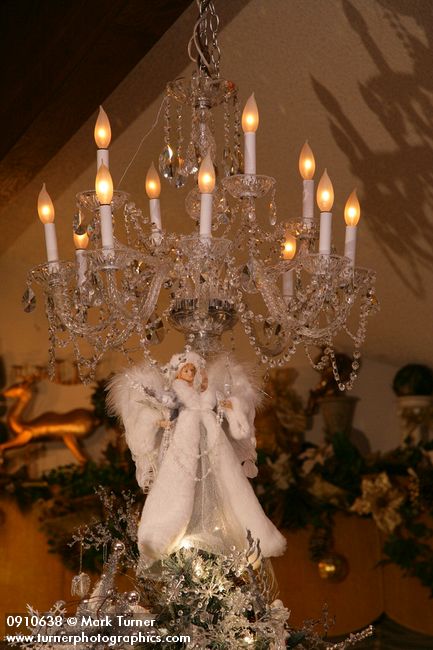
108 351 286 565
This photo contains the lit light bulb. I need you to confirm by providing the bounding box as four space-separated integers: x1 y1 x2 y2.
282 235 296 260
95 163 114 205
316 169 334 211
94 106 111 149
73 231 89 250
298 141 315 180
180 538 193 549
344 189 361 226
243 632 254 645
145 162 161 199
242 93 259 133
37 183 55 224
198 152 215 193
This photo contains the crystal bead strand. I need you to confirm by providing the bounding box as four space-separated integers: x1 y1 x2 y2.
232 91 242 173
222 95 232 177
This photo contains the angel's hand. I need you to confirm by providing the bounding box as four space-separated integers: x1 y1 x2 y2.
200 374 208 392
159 419 171 429
242 458 258 478
219 399 232 410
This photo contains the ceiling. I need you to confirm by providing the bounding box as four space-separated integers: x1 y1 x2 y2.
1 0 432 371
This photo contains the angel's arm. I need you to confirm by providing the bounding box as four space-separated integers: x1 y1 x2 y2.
209 357 262 477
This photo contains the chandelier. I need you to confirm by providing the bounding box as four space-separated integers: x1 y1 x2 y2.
23 0 378 386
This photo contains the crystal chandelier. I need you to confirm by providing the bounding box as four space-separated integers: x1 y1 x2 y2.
23 0 378 386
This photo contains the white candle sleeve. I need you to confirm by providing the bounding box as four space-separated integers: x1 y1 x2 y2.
319 212 332 255
97 149 109 170
75 249 87 285
302 179 314 224
199 193 213 240
43 222 59 262
99 203 114 248
149 198 162 230
282 269 294 300
244 132 256 174
344 225 357 266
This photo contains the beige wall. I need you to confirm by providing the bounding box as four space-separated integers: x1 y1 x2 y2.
1 0 426 471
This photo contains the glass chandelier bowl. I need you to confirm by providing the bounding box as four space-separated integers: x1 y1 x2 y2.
76 190 130 214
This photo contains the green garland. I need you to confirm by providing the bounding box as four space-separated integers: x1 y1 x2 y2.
256 432 433 594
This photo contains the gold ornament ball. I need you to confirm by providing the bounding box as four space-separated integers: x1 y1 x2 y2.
317 554 348 582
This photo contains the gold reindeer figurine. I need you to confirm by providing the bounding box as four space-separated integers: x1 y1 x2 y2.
1 375 100 464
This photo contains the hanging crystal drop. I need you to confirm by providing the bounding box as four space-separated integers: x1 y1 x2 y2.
240 264 255 292
174 158 187 189
219 195 231 224
222 147 233 177
159 144 175 181
223 367 232 398
22 286 36 313
231 148 243 175
173 103 187 188
184 141 199 175
72 211 81 233
269 198 277 226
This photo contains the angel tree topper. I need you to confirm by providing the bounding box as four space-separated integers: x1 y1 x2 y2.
109 352 286 565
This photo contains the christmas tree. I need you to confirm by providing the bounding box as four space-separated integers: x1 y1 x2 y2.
18 354 373 649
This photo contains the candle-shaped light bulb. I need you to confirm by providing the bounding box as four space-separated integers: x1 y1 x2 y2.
74 230 89 286
242 93 259 174
298 141 315 180
37 183 55 224
37 183 58 263
94 106 111 149
95 163 113 205
299 141 315 225
95 163 114 249
73 231 89 250
198 152 215 194
242 93 259 133
317 170 334 255
198 152 215 240
316 169 334 211
344 189 361 266
344 189 361 226
146 161 162 237
282 235 296 301
145 162 161 199
282 235 296 260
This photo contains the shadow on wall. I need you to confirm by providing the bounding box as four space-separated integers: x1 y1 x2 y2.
311 0 433 298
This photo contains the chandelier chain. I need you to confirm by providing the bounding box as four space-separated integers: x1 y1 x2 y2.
188 0 220 78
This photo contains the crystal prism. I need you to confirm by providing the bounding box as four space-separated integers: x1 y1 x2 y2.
71 572 91 598
22 287 36 313
159 145 175 180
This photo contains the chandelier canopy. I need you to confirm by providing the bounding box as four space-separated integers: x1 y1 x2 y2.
24 0 378 385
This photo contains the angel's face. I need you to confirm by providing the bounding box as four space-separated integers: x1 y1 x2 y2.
177 363 196 384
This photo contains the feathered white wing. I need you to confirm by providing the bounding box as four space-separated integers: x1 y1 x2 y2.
107 364 169 492
208 356 263 476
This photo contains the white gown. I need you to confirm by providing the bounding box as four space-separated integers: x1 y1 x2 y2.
108 356 286 564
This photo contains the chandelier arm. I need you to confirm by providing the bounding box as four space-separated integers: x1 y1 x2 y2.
99 265 168 333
